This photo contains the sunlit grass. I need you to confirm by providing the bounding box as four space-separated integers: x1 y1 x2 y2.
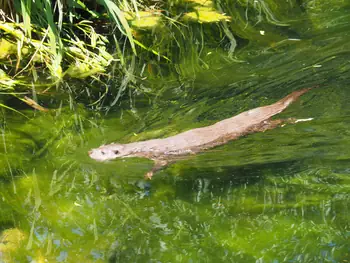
0 0 308 113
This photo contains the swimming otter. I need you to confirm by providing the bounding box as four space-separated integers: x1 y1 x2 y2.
89 88 314 178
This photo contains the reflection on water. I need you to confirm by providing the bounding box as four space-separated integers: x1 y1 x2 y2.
1 2 350 262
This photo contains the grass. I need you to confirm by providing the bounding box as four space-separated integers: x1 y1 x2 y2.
0 0 308 113
0 0 137 112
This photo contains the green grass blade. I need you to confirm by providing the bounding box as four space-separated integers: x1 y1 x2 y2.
98 0 136 54
134 39 171 62
20 0 32 36
0 103 28 118
43 0 63 78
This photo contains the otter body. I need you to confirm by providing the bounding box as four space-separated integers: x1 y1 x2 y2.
89 88 313 178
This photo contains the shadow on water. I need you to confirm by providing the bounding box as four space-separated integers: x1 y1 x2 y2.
166 160 301 201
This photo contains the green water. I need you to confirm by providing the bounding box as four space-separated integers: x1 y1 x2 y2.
1 2 350 262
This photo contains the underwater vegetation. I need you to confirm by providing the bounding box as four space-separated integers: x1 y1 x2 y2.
1 0 350 262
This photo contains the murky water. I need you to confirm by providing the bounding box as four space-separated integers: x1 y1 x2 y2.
1 1 350 262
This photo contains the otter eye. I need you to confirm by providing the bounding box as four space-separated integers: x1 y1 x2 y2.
113 150 119 155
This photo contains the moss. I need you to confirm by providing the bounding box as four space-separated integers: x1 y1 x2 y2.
183 7 231 23
0 39 17 59
0 228 27 262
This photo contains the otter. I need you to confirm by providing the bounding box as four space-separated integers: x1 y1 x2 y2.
89 88 314 178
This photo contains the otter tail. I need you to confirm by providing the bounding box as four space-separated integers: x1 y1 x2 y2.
237 86 316 128
277 86 316 107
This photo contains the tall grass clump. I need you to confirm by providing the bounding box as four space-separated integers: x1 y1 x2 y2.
0 0 141 112
0 0 311 112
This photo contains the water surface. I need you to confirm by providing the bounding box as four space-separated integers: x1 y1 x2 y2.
1 1 350 262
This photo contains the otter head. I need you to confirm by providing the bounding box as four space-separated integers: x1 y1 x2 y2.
88 143 131 161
